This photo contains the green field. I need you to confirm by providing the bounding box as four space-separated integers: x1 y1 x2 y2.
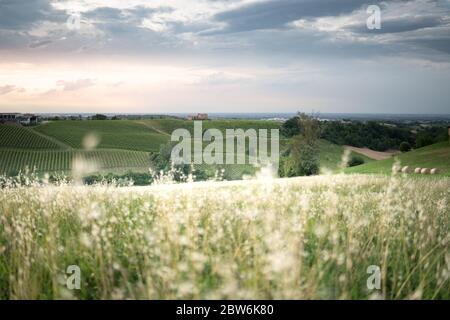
1 120 288 176
140 119 282 135
8 116 435 178
0 149 150 175
34 120 169 152
346 141 450 176
0 119 401 177
0 121 154 175
0 124 62 150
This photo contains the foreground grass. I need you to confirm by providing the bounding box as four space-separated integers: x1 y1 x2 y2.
0 174 449 299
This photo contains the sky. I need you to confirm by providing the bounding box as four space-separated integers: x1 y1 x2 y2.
0 0 449 114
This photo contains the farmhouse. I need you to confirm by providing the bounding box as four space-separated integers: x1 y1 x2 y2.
0 113 20 123
187 113 209 120
0 113 40 125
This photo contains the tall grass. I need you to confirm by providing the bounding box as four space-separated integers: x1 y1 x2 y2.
0 174 449 299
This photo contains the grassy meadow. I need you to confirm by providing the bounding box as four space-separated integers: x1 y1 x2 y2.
0 174 448 299
0 119 449 300
346 141 450 176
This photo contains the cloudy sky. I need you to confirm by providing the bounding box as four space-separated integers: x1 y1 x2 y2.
0 0 449 114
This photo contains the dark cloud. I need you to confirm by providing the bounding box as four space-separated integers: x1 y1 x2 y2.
81 5 179 52
213 0 384 33
349 15 445 34
0 0 448 62
0 0 65 29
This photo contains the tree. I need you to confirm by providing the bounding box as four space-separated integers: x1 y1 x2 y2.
399 141 411 153
281 116 301 137
91 114 108 120
280 113 320 176
415 126 447 148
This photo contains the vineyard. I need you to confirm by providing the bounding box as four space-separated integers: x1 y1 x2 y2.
0 120 285 176
140 119 282 135
0 124 62 150
34 120 169 152
0 149 150 174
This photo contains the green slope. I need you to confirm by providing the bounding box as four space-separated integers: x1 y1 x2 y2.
0 124 63 150
1 119 285 177
34 120 169 152
1 120 387 177
318 140 374 172
0 149 150 175
345 141 450 176
140 119 282 135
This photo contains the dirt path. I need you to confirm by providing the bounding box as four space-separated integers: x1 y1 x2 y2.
137 121 171 136
345 145 400 160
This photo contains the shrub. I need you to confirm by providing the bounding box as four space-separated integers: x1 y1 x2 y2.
347 155 365 167
399 141 411 152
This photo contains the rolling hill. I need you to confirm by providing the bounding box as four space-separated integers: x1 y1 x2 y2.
0 124 63 150
0 120 285 176
345 141 450 176
2 119 424 177
0 122 154 175
34 120 169 152
0 149 150 175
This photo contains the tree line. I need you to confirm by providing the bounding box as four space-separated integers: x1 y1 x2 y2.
282 116 448 151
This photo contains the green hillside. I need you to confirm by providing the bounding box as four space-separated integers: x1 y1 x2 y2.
34 120 169 152
141 119 282 135
0 119 380 177
1 119 285 177
0 149 150 175
345 141 450 176
33 119 284 152
318 140 374 172
0 124 62 150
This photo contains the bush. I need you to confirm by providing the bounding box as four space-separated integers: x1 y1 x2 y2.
399 141 411 152
347 155 365 167
280 114 320 177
